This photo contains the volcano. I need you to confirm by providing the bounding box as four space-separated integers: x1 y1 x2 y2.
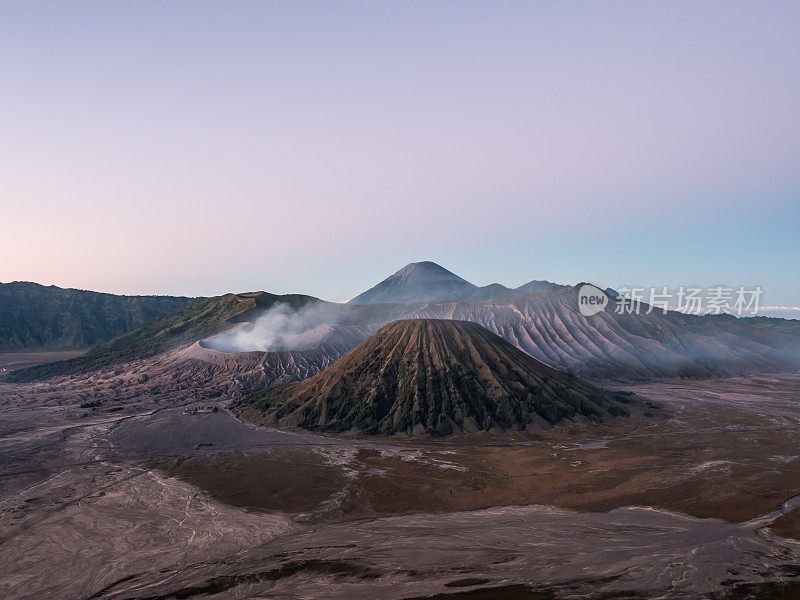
347 261 477 305
347 261 565 304
235 318 632 435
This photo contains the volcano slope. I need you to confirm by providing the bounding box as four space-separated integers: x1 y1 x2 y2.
409 285 800 380
235 319 632 435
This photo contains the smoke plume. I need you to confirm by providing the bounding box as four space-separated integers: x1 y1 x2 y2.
206 302 350 353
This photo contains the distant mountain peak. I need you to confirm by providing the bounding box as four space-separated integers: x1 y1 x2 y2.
348 262 476 305
400 260 445 270
388 261 473 283
514 279 569 295
348 261 569 305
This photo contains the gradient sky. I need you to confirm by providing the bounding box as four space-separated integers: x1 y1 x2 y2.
1 1 798 304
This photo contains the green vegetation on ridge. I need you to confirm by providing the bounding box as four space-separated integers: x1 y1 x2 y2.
0 281 190 351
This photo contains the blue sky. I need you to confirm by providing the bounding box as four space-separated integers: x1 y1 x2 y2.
1 1 798 304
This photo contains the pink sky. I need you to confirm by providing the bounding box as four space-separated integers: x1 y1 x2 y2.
1 2 798 304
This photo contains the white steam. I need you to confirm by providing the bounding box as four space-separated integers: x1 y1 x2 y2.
206 302 351 353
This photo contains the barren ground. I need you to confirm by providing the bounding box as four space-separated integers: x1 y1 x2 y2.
0 350 86 372
1 364 799 599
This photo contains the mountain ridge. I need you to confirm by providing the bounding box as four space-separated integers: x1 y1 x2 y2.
0 281 192 351
9 275 800 384
6 291 321 382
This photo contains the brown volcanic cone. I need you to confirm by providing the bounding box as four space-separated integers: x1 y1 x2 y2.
235 319 632 435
